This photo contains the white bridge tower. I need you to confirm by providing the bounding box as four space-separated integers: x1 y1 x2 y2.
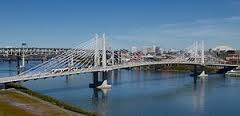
94 33 107 71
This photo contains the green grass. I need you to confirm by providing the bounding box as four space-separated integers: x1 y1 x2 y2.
5 83 99 116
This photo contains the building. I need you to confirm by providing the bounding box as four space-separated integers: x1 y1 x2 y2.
225 50 240 64
142 45 160 55
213 45 235 51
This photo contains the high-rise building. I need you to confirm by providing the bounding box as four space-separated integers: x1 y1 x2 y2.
141 45 161 55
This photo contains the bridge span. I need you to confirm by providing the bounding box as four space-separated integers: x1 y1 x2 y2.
0 34 239 85
0 61 238 84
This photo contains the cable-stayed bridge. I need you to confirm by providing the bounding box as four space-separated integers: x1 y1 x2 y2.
0 34 238 84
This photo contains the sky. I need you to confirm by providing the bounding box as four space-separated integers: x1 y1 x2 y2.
0 0 240 49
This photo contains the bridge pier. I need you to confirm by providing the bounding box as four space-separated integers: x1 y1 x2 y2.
89 71 109 88
193 65 199 76
200 65 205 72
193 65 207 77
133 66 141 71
223 66 232 74
16 56 21 74
89 72 101 88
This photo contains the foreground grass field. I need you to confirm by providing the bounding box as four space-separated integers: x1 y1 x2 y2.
1 83 98 116
0 88 81 116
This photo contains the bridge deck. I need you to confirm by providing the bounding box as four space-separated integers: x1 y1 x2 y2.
0 61 238 84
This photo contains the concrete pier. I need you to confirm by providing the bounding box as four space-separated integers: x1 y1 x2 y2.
89 71 111 88
89 72 103 88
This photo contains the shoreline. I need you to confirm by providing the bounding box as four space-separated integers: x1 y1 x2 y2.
4 83 99 116
0 88 81 116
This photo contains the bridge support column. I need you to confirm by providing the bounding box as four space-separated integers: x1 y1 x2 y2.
94 34 99 67
194 41 198 63
20 45 26 69
89 72 101 88
201 65 205 72
198 65 208 79
134 66 141 71
223 66 234 74
193 65 197 75
201 40 205 65
200 65 206 74
102 33 106 69
89 71 110 88
93 72 99 84
16 56 21 74
21 53 25 68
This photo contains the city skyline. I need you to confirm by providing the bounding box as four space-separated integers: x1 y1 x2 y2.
0 0 240 49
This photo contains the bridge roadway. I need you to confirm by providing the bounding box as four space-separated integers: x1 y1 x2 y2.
0 61 238 84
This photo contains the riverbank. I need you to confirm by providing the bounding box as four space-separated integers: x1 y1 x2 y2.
4 83 99 116
0 88 81 116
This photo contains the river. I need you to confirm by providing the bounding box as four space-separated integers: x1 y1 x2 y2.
1 61 240 116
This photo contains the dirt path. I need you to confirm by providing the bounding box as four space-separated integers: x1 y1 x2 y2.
0 89 84 116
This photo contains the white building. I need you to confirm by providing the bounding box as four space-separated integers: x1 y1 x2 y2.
213 45 235 51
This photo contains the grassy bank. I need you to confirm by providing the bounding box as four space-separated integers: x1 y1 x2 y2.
5 83 99 116
0 90 34 116
0 89 80 116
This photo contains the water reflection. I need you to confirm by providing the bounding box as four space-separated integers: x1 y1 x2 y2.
110 70 121 85
92 88 110 116
192 77 206 112
92 88 109 100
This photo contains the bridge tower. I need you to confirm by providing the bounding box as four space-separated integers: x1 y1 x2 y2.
192 40 207 78
194 41 198 63
94 33 107 68
91 33 111 89
21 52 25 68
198 40 208 79
94 34 100 67
102 33 107 69
201 40 205 65
20 43 27 68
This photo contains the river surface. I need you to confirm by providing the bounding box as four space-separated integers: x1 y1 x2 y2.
1 61 240 116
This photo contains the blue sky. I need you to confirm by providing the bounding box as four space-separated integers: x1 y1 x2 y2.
0 0 240 49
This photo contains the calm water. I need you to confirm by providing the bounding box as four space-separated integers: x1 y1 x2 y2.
1 61 240 116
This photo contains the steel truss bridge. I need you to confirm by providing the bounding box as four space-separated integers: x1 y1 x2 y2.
0 34 238 84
